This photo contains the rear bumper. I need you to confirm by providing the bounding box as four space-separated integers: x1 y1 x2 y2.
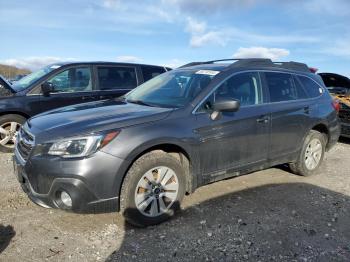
340 122 350 138
326 119 341 150
13 149 130 213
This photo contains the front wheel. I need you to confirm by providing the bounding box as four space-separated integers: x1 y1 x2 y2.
120 150 186 227
0 114 26 153
289 130 326 176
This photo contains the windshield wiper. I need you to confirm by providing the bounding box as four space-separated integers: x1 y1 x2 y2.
126 99 154 107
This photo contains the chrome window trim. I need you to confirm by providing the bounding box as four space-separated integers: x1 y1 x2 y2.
192 69 325 115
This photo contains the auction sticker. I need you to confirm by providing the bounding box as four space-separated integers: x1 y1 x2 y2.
195 70 220 76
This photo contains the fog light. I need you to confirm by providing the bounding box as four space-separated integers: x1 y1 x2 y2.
60 191 72 208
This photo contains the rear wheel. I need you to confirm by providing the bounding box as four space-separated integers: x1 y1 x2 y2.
0 114 26 153
120 150 186 227
289 130 326 176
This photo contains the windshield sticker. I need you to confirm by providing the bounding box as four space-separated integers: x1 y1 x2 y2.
50 65 61 69
195 70 220 76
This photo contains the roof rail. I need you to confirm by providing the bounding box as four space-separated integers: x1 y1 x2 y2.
274 61 310 72
179 58 311 73
228 58 274 68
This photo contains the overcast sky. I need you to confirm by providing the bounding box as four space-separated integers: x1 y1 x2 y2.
0 0 349 75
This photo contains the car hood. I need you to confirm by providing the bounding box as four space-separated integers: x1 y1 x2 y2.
28 99 174 141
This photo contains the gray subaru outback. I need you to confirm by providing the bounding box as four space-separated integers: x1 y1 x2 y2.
13 59 340 227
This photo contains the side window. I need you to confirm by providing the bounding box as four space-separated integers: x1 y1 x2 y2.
198 72 263 112
47 67 92 93
97 66 137 90
265 72 307 102
297 75 323 98
141 66 166 82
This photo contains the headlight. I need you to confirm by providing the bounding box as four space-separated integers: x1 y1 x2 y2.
46 131 119 158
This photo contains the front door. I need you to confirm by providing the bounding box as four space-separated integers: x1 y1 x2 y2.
40 66 95 111
194 72 270 177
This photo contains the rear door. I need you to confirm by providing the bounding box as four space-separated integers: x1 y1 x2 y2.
262 72 312 160
95 65 139 100
39 66 95 111
140 65 167 82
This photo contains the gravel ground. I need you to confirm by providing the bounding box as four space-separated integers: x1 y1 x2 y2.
0 139 350 261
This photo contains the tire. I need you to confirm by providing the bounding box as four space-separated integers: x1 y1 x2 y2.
120 150 186 227
289 130 326 177
0 114 26 153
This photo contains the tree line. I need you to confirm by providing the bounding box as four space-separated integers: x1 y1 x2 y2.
0 64 31 80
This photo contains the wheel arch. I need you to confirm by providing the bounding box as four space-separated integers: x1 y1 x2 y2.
0 111 30 120
119 142 196 201
311 122 330 145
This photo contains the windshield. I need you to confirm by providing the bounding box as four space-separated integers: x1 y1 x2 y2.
125 69 218 108
11 65 60 92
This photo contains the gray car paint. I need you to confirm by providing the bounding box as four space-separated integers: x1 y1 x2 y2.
13 63 341 212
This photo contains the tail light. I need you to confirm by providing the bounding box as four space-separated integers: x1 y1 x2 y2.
332 99 340 113
309 67 318 73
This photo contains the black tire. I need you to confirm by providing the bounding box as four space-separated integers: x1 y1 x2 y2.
289 130 326 177
0 114 26 153
120 150 186 227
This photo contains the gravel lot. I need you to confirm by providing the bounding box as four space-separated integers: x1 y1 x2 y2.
1 139 350 261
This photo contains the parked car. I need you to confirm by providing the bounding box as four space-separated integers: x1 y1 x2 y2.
0 62 170 152
13 59 340 227
319 73 350 138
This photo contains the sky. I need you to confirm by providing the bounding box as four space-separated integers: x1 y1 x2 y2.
0 0 349 76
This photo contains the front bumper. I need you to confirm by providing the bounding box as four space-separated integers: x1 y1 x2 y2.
13 149 130 213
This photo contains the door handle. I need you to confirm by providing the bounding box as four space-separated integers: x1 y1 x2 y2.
257 116 269 124
100 95 111 99
82 96 93 100
304 106 310 114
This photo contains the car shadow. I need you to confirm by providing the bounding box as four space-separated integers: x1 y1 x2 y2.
0 224 15 254
107 183 350 261
339 136 350 145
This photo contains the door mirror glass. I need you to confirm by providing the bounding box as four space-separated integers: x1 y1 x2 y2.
41 82 54 96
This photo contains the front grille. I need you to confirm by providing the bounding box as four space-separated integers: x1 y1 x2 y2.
16 126 34 161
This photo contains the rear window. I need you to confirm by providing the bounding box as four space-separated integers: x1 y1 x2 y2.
265 72 307 102
141 66 166 82
97 66 137 90
297 75 323 98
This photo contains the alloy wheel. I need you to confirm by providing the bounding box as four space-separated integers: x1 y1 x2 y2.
304 138 322 170
0 122 21 149
134 166 179 217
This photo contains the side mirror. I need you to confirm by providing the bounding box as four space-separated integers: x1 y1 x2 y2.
41 82 54 97
211 97 240 120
